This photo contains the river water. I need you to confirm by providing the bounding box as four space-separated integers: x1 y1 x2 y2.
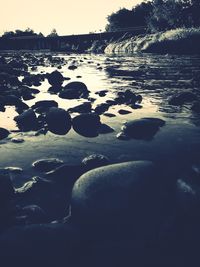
0 52 200 187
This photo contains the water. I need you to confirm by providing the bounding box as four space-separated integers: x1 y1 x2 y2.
0 52 200 187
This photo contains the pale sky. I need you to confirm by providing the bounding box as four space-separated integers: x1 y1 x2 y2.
0 0 142 36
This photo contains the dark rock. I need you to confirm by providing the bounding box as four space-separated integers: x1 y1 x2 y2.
46 107 71 135
32 158 64 172
71 161 168 229
32 100 58 110
169 92 197 105
118 109 132 115
68 102 91 113
103 112 116 118
72 113 101 137
68 65 77 70
47 70 64 86
82 154 110 170
20 205 47 224
0 128 10 140
116 132 130 140
191 101 200 113
94 103 110 114
14 109 39 131
59 81 89 100
121 118 165 140
98 123 115 134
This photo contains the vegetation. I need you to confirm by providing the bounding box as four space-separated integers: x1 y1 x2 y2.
47 29 58 37
106 0 200 33
2 28 44 38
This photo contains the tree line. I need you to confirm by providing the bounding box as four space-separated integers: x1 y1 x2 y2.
106 0 200 32
1 28 58 38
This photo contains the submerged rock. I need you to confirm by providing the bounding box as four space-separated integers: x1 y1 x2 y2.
46 107 71 135
169 92 197 106
32 158 64 172
121 118 165 140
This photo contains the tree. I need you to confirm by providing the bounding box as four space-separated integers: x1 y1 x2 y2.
47 29 58 37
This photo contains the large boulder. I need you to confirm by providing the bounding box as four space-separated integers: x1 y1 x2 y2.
168 92 197 106
46 107 71 135
71 161 169 228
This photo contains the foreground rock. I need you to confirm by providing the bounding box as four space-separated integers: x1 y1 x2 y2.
71 161 170 229
47 70 64 87
59 81 89 100
81 154 110 171
120 118 165 140
46 107 71 135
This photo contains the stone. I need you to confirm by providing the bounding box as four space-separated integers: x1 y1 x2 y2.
11 138 25 143
121 118 165 140
169 92 197 105
0 128 10 140
32 100 58 112
32 158 64 172
72 113 101 137
118 109 132 115
47 70 64 86
82 154 110 170
14 109 39 131
46 107 71 135
71 161 167 227
68 102 92 113
59 82 89 100
98 123 115 134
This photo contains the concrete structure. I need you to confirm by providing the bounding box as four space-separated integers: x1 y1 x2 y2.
0 27 146 51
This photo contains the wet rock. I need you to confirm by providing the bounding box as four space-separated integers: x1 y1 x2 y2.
169 92 197 105
72 113 101 137
19 205 47 224
14 109 39 131
103 112 116 118
59 81 89 100
32 158 64 172
68 65 77 70
121 118 165 140
99 123 115 134
0 128 10 140
116 132 130 140
68 102 92 113
95 90 108 97
118 109 132 115
11 137 24 143
94 103 110 114
47 70 64 86
82 154 110 170
32 100 58 111
4 167 23 175
46 107 71 135
71 161 167 228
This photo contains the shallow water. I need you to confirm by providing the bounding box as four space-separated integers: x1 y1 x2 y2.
0 52 200 187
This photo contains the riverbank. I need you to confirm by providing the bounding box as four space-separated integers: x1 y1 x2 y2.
105 27 200 54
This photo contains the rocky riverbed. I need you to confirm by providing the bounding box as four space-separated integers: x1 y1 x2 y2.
0 51 200 266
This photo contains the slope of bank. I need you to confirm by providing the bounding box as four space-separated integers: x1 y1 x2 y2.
105 28 200 54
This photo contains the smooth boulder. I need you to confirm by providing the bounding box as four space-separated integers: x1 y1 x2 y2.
14 109 39 131
46 107 71 135
0 128 10 140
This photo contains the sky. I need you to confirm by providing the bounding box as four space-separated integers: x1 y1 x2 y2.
0 0 142 36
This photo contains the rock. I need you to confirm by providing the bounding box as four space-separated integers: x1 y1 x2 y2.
14 109 39 131
103 113 116 118
32 158 64 172
68 65 77 70
82 154 110 170
32 100 58 112
118 109 132 115
94 103 110 114
47 70 64 86
59 81 89 100
4 167 23 174
191 101 200 113
98 123 115 134
0 128 10 140
169 92 197 105
71 161 167 227
20 205 47 224
72 113 101 137
121 118 165 140
11 138 25 143
68 102 92 113
46 107 71 135
116 132 130 140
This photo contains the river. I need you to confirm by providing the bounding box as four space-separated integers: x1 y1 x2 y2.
0 52 200 187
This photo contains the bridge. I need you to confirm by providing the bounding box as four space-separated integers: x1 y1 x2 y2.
0 26 146 51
